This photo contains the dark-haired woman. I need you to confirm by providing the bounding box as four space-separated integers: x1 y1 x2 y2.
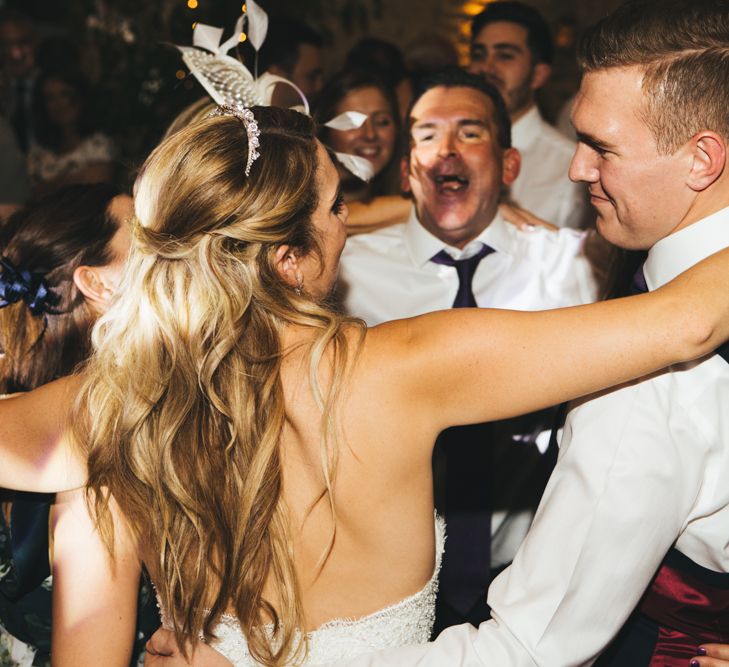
27 71 116 196
315 69 411 233
0 184 157 666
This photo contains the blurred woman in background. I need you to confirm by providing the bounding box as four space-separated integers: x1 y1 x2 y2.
28 70 116 196
0 183 158 666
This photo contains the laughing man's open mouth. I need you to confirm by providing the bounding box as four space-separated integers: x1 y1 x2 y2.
434 174 469 194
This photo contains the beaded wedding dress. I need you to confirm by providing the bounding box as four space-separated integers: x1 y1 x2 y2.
159 516 445 666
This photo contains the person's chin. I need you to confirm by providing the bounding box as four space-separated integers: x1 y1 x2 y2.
432 214 481 243
595 214 619 241
595 216 644 250
433 205 472 229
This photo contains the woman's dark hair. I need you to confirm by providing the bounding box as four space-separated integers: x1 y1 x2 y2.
345 38 408 89
0 182 123 392
32 69 98 151
314 68 402 198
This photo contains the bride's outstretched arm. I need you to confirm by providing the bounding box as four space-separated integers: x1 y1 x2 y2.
377 246 729 435
0 375 84 491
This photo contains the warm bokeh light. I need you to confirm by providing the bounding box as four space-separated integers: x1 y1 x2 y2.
187 0 198 9
455 0 495 64
175 69 186 80
242 3 247 11
462 1 488 15
239 31 247 42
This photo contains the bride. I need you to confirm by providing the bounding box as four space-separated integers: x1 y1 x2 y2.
4 105 729 666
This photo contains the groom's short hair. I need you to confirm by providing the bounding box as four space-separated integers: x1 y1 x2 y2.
577 0 729 154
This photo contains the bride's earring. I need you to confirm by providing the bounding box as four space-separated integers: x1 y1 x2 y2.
295 273 304 296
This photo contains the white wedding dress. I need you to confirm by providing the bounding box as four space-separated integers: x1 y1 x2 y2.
158 516 445 666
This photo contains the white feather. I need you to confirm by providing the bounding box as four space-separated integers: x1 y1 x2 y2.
218 15 245 55
335 153 375 182
245 0 269 51
324 111 368 131
192 24 223 53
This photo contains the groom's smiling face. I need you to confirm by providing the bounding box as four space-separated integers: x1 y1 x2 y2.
568 67 696 250
402 85 520 249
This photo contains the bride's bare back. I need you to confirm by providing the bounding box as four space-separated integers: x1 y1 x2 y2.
268 277 729 630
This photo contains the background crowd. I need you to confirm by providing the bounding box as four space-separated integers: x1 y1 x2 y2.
0 0 607 221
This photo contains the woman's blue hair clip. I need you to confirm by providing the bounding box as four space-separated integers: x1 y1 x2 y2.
0 256 60 317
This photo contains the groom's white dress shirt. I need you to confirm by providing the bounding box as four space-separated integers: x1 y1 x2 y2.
339 208 597 569
330 205 729 666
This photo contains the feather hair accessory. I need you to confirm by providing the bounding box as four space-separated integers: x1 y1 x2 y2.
176 5 373 182
175 2 309 113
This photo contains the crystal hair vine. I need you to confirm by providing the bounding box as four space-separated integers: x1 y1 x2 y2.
175 4 374 183
209 104 260 176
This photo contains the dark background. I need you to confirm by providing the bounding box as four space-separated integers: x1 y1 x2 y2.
2 0 624 175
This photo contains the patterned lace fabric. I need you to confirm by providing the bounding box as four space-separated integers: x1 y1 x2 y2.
159 516 445 666
27 133 117 186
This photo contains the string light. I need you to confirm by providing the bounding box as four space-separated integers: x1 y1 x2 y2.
455 0 495 64
187 0 198 9
461 1 488 15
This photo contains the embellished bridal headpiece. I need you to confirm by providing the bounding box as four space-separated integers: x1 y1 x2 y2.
175 2 374 182
209 105 260 176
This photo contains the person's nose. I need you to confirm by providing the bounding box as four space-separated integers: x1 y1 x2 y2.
361 117 377 141
569 142 599 184
483 53 499 75
437 130 459 159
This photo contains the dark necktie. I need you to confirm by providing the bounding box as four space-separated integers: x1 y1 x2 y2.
431 244 495 308
430 242 496 619
629 264 648 295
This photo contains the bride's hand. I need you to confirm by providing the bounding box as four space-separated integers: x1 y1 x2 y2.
145 628 232 666
691 644 729 666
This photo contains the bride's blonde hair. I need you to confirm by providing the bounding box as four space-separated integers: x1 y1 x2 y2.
76 107 361 665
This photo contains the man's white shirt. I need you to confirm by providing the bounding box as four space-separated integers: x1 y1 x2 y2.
510 106 589 230
339 207 596 326
339 208 597 568
331 205 729 666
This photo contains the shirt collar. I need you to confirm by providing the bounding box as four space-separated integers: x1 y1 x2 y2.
644 205 729 289
510 105 541 152
404 206 510 267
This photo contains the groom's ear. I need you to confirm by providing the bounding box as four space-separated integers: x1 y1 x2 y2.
686 130 726 192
